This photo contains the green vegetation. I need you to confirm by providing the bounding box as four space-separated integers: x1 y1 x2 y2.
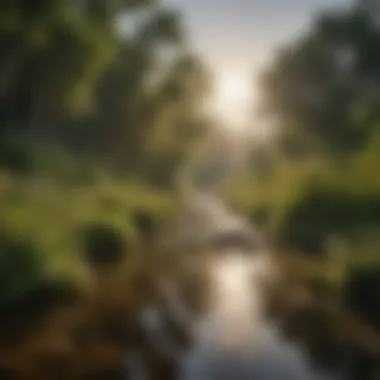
1 0 379 378
222 0 380 334
0 0 208 310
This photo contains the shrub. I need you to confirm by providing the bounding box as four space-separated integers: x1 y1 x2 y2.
80 223 127 266
343 264 380 331
280 188 380 254
0 231 43 307
132 210 156 241
0 135 34 174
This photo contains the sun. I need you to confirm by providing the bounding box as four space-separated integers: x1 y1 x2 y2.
209 72 253 130
216 74 251 103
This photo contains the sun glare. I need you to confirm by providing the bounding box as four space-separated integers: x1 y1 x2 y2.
209 72 253 130
217 75 251 103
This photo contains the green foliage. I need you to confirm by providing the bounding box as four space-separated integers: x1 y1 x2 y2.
0 151 174 289
132 209 157 241
0 0 210 185
280 188 380 254
260 2 380 153
33 14 115 115
0 134 35 173
228 1 380 271
80 222 127 266
0 231 43 306
343 264 380 330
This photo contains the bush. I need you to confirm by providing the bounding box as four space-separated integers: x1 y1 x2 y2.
80 223 128 266
0 135 35 174
0 231 43 307
343 265 380 331
132 210 156 241
0 229 82 348
280 188 380 254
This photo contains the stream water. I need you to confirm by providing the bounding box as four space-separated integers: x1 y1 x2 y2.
128 193 342 380
179 252 338 380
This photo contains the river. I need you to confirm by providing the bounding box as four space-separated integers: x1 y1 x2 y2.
129 193 343 380
179 251 338 380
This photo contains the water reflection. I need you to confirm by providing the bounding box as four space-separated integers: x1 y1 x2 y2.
179 251 337 380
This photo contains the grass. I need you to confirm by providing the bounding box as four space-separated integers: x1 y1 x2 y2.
0 165 176 297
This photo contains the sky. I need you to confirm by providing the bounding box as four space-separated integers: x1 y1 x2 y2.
166 0 353 132
169 0 352 73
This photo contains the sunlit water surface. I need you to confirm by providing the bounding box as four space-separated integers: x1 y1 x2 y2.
127 194 341 380
180 252 337 380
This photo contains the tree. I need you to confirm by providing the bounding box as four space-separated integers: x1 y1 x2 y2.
0 0 116 129
259 2 380 154
0 0 211 186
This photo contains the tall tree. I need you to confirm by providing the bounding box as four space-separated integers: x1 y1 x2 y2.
0 0 211 187
259 1 380 155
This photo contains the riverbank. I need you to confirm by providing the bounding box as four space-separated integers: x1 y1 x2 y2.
265 247 380 379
